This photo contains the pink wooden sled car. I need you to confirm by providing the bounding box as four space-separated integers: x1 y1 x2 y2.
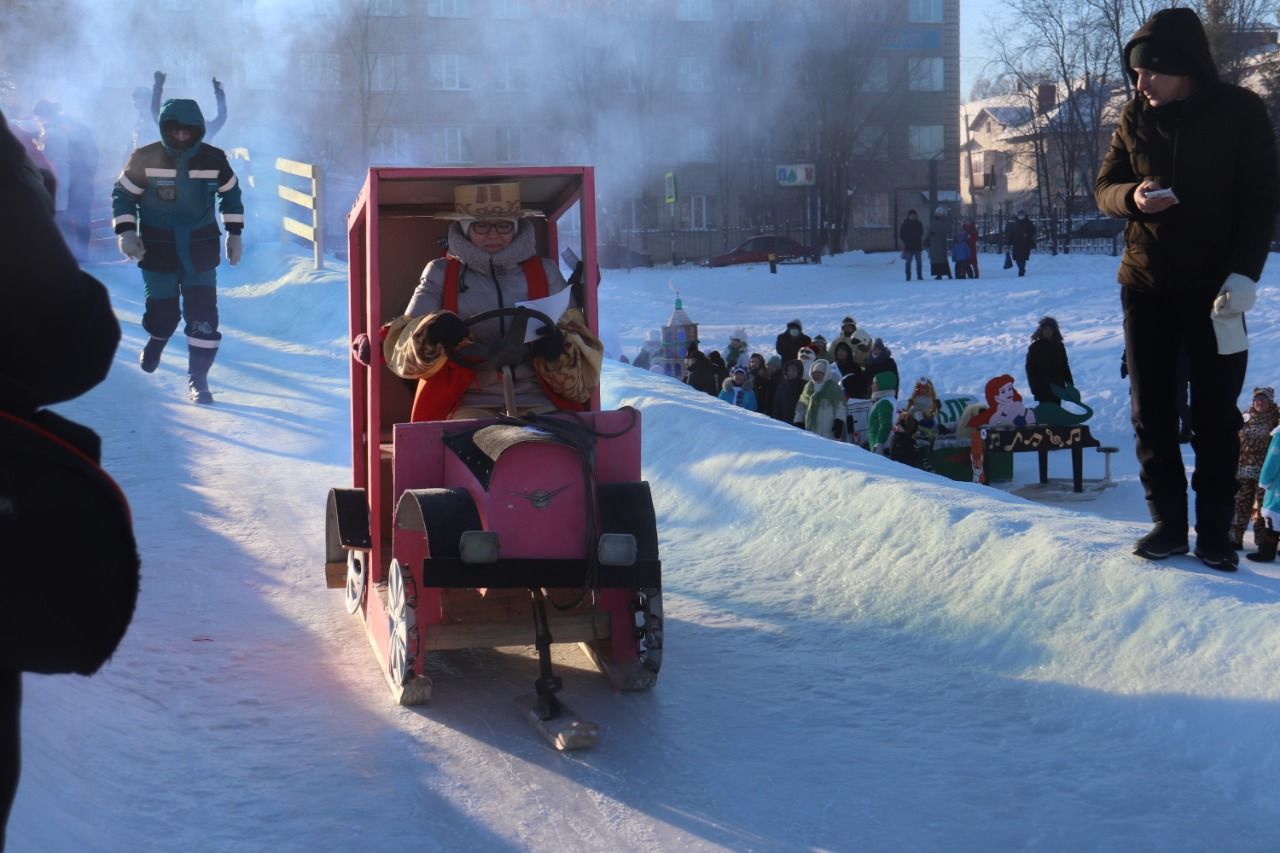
324 167 662 749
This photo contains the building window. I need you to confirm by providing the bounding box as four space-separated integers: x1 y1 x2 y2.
676 0 712 21
430 127 471 163
372 126 413 164
677 57 713 92
908 57 944 92
430 54 470 90
677 195 713 229
852 125 887 160
299 52 342 91
496 127 525 163
861 57 888 92
681 126 714 162
427 0 469 17
492 0 530 17
688 195 711 230
621 197 658 230
908 124 945 160
493 55 529 91
371 53 408 92
369 0 406 14
733 0 768 21
850 193 890 228
907 0 943 23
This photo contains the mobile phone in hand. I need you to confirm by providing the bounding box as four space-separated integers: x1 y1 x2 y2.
1145 187 1176 199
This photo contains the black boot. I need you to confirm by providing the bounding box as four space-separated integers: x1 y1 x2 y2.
187 344 218 404
1247 520 1278 563
1195 501 1239 570
1133 522 1189 559
139 336 169 373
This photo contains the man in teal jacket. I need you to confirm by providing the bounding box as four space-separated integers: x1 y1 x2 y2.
112 98 244 403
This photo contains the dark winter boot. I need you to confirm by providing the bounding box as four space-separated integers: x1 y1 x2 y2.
1247 520 1278 563
187 344 218 405
1195 501 1238 571
1133 522 1190 560
139 336 169 374
1195 539 1239 571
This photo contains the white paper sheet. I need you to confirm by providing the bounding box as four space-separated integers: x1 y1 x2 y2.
516 287 571 342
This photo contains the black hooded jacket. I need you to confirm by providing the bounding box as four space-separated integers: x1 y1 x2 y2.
1025 320 1073 404
684 351 719 396
1095 8 1280 294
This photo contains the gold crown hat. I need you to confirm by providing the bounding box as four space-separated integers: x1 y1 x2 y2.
434 182 545 221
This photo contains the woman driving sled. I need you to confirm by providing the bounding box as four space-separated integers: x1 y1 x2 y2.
359 182 602 421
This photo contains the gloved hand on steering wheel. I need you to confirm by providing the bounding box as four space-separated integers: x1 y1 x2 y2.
530 323 566 362
425 310 468 348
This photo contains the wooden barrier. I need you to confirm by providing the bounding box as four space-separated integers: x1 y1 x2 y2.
276 156 324 270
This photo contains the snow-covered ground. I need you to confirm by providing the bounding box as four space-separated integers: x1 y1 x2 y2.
11 245 1280 851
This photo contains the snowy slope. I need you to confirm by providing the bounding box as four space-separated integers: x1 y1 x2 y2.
10 246 1280 851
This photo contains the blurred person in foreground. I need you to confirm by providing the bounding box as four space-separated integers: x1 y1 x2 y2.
1095 7 1280 570
0 108 124 849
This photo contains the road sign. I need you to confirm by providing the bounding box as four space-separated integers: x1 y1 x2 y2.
776 163 815 186
664 172 677 204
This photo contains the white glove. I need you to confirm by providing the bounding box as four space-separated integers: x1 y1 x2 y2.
226 233 243 266
1213 272 1256 316
1212 273 1255 355
118 231 146 261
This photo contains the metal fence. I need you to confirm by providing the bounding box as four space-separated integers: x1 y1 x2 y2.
969 211 1124 257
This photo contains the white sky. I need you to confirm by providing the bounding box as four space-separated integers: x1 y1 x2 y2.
960 0 1007 98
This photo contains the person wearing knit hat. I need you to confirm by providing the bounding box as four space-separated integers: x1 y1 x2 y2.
798 358 847 440
865 339 899 396
770 358 807 425
775 319 811 363
1098 6 1280 571
830 316 869 367
1025 316 1074 404
682 346 720 396
1248 419 1280 562
724 328 749 369
796 345 818 380
748 352 776 415
718 365 757 411
1231 386 1280 551
866 370 900 454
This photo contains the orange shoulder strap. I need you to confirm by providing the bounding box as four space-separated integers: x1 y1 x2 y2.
442 258 461 312
520 257 549 299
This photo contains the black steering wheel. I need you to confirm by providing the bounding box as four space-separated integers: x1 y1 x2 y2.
448 305 557 373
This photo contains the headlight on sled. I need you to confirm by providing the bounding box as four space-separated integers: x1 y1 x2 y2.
597 533 637 566
459 531 500 564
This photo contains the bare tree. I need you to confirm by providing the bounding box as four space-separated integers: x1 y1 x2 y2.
990 0 1124 241
1192 0 1277 83
790 0 910 255
340 0 410 174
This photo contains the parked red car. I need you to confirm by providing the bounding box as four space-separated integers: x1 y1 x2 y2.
707 235 820 267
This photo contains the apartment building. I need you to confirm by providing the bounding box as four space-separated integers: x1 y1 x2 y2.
7 0 959 261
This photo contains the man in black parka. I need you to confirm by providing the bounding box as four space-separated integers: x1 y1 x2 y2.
1095 7 1280 570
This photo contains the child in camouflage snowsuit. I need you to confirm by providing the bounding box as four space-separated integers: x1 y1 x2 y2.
1232 386 1280 549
